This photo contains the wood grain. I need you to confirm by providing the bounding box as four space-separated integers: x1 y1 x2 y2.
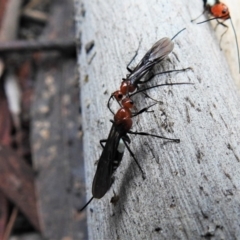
75 0 240 238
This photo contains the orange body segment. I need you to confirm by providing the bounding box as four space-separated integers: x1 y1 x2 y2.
210 3 230 19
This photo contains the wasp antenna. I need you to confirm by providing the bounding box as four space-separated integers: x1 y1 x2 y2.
171 28 186 40
191 10 206 22
229 18 240 73
197 17 219 24
79 196 94 211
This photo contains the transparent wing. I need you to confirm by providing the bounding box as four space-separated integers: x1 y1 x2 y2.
128 37 174 85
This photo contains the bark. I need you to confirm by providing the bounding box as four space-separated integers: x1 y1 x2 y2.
75 0 240 239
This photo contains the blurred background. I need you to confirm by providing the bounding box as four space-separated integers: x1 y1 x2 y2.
0 0 87 239
0 0 239 239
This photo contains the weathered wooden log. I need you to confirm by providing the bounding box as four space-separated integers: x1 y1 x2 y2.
0 39 76 54
75 0 240 239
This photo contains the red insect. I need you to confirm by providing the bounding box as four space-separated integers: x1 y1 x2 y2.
192 0 240 73
79 97 180 211
204 0 229 19
107 28 191 114
80 83 192 211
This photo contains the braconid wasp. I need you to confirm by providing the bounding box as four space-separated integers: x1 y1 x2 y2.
80 84 192 211
80 28 193 211
191 0 240 73
107 28 192 113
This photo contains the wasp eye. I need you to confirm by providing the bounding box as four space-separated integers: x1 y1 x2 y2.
117 94 123 100
113 91 123 101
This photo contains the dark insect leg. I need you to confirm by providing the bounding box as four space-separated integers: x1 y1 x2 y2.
196 17 238 68
229 18 240 73
141 91 160 104
122 138 145 179
107 96 115 115
214 19 221 31
130 82 193 98
127 130 180 143
215 20 228 50
131 82 193 122
191 10 206 22
132 102 158 117
131 102 158 126
107 94 123 115
126 39 142 72
139 68 191 84
79 196 94 212
122 134 131 144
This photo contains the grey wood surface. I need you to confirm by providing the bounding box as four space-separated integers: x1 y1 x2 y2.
75 0 240 239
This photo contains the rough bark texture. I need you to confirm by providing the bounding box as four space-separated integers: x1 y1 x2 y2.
75 0 240 239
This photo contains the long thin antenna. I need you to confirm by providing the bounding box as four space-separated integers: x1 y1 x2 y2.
171 28 186 40
191 9 207 23
197 17 220 25
229 18 240 73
